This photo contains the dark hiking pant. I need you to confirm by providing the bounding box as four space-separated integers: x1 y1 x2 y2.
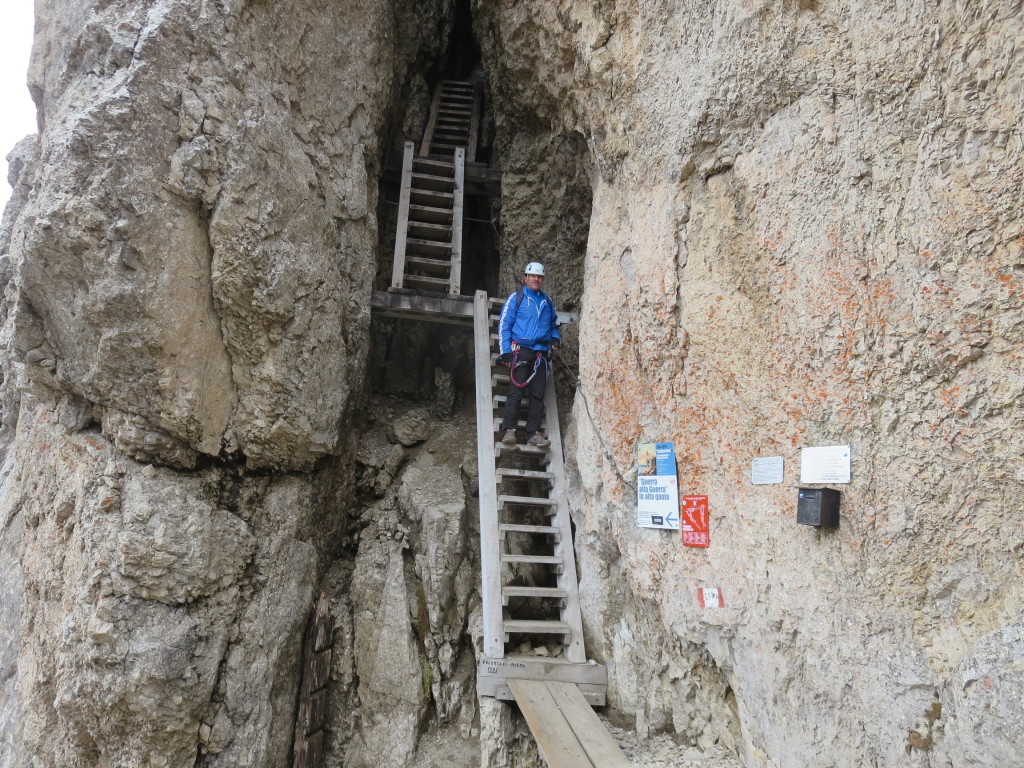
500 352 548 435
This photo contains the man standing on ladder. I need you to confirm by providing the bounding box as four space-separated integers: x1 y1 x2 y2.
498 262 561 448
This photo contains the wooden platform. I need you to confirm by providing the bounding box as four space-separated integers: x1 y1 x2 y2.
370 290 474 324
509 679 628 768
478 654 608 706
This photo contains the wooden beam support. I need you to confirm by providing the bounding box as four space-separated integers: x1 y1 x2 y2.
390 141 415 290
474 290 505 659
449 148 465 297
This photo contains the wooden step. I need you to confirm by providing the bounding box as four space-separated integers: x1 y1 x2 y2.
430 142 466 152
406 238 453 257
499 523 559 537
498 495 557 510
410 188 454 206
502 619 571 635
407 220 452 239
495 441 551 461
404 274 450 289
433 129 470 142
502 586 567 604
412 156 454 173
496 468 556 483
411 172 455 191
501 554 562 566
408 203 453 224
406 255 451 273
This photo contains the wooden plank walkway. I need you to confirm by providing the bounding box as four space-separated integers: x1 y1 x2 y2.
509 679 628 768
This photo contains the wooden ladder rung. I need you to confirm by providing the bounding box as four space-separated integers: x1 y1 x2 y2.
501 554 563 567
496 468 555 482
405 256 451 272
502 619 571 635
404 274 450 289
498 494 557 509
500 523 559 537
502 586 567 604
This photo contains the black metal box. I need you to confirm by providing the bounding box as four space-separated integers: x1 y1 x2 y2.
797 488 841 527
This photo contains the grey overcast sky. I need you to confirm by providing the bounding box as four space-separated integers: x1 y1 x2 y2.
1 0 37 215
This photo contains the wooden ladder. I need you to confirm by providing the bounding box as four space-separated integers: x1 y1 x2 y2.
421 79 482 163
390 142 465 295
473 291 588 664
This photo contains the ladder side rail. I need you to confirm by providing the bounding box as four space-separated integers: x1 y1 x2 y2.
420 83 443 157
474 290 505 659
449 148 465 297
390 141 415 290
468 80 483 164
544 368 587 662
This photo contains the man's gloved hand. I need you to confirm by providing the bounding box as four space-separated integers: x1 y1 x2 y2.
550 342 560 351
498 352 513 364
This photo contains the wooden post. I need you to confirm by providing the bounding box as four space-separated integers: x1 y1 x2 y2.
390 141 414 290
474 290 505 659
419 82 442 157
544 374 587 663
449 148 465 297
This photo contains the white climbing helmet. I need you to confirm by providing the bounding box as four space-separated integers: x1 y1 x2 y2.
524 262 545 276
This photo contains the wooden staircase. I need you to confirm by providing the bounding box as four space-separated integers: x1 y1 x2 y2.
390 78 484 297
473 291 608 707
390 144 465 295
421 79 482 162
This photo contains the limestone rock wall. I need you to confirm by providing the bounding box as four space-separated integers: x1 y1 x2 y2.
13 0 451 472
0 0 458 766
475 1 1024 766
2 0 1023 766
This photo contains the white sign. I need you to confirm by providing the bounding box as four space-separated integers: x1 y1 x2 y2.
751 456 784 485
637 442 680 530
800 445 852 484
696 587 725 608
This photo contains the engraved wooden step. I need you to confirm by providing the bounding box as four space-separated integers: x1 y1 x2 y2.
406 256 452 273
498 495 557 510
408 204 453 224
499 523 559 538
410 171 455 191
502 586 567 605
501 553 562 566
502 619 571 636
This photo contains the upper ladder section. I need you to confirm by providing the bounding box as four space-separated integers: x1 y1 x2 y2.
390 143 465 296
421 79 482 163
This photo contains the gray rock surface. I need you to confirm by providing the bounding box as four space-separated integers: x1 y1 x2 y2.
1 0 1022 767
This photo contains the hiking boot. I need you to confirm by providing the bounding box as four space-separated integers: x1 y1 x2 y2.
502 429 517 446
527 432 550 448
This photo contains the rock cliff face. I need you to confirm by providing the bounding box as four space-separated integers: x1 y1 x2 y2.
474 1 1024 766
1 0 1022 767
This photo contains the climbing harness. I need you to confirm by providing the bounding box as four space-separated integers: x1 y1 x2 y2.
508 341 548 388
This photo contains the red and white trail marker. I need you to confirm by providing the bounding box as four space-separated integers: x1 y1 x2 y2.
696 587 725 608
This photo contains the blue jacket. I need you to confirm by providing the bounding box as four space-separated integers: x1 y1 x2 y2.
498 287 561 354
